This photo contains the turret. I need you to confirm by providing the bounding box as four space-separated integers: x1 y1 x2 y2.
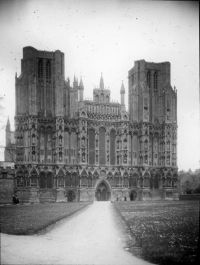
73 75 78 89
5 117 11 146
100 73 104 90
79 77 84 101
120 81 125 107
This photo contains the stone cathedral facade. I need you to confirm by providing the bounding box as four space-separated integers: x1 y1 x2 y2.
6 46 178 202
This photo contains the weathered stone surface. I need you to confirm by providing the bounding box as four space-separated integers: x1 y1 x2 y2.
3 47 178 203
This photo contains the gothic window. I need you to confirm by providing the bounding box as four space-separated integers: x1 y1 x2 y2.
99 127 106 165
32 146 36 161
154 175 159 189
162 177 166 187
139 177 143 187
123 152 127 164
16 176 24 187
59 151 62 161
123 138 127 149
88 172 92 187
132 134 138 155
117 154 120 165
167 99 170 121
16 171 25 187
114 173 120 187
71 132 77 163
167 155 170 165
123 174 129 188
95 138 98 148
30 170 38 187
154 72 158 91
117 140 120 149
167 140 170 151
144 174 150 187
129 174 137 187
46 172 53 188
110 129 116 165
71 172 77 187
38 59 43 78
144 155 148 164
75 173 80 187
32 134 36 144
39 172 46 188
81 170 88 187
95 153 98 163
100 93 104 102
81 136 85 147
58 170 64 187
147 71 151 88
65 172 71 187
144 139 148 151
88 128 95 165
59 135 62 144
166 176 172 187
82 151 85 162
46 60 51 79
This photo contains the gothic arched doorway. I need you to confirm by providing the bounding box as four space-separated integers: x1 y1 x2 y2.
67 190 75 202
130 190 137 201
95 182 111 201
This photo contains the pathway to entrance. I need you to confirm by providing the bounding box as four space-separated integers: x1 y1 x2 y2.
1 202 152 265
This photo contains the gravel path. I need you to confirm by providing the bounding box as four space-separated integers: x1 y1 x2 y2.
1 201 152 265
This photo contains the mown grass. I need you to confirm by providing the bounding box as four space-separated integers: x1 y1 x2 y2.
0 202 90 235
114 200 199 265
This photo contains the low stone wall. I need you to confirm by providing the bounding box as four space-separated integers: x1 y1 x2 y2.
0 166 15 204
179 194 200 200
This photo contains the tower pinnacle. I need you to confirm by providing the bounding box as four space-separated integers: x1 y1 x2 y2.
79 76 84 89
100 73 104 90
120 81 125 94
6 117 10 131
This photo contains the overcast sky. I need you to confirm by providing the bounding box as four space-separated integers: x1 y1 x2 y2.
0 0 199 171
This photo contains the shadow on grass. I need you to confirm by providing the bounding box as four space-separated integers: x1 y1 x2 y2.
0 202 91 235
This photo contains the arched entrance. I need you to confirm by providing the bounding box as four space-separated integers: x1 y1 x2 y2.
95 181 111 201
130 190 137 201
67 190 75 202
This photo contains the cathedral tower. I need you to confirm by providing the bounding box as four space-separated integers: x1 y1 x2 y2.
128 59 177 176
11 48 178 203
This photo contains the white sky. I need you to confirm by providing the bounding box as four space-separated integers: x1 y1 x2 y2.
0 0 199 171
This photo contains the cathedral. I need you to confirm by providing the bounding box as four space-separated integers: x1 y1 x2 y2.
5 46 178 202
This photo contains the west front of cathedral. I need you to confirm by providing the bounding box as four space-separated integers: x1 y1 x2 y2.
5 46 178 202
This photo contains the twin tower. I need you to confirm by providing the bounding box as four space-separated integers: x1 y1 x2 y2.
10 46 178 202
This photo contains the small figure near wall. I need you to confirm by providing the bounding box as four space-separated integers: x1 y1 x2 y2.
12 194 19 204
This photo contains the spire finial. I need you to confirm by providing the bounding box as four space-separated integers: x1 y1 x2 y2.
73 74 78 88
79 76 84 89
120 80 125 93
6 117 10 131
100 72 104 89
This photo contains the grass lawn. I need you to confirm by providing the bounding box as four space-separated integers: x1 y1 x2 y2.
0 202 90 235
114 200 199 265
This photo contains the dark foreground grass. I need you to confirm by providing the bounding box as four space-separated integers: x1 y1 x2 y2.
114 200 199 265
0 202 90 235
